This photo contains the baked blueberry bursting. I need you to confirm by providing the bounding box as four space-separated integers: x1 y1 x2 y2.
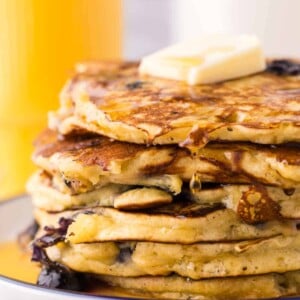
267 59 300 75
32 217 84 291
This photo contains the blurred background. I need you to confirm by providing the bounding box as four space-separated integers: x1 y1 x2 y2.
0 0 299 200
124 0 300 58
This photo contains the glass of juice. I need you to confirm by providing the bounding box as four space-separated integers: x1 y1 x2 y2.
0 0 122 199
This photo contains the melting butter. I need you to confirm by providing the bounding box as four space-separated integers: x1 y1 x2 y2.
139 34 266 85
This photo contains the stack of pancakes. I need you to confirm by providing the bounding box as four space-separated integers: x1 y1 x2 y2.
28 61 300 299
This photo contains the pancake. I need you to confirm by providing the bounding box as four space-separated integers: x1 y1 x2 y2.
49 61 300 147
97 271 300 300
28 170 300 221
34 204 299 244
27 170 129 212
28 170 172 212
33 130 300 196
45 234 300 279
26 58 300 298
192 184 300 220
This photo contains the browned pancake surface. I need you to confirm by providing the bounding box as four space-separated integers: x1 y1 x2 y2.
33 130 300 191
55 61 300 146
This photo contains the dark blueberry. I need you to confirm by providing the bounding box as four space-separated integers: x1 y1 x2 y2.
37 266 84 291
283 188 295 196
117 247 133 263
83 210 95 215
126 80 144 90
58 218 74 233
32 218 74 251
32 217 74 264
289 65 300 75
31 216 85 292
267 59 300 76
64 179 73 188
32 245 50 264
36 233 64 248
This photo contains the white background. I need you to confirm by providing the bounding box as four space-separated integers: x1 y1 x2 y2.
124 0 300 59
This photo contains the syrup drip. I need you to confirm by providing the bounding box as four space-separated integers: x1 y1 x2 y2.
190 171 202 194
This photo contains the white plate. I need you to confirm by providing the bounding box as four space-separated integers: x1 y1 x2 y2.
0 195 123 300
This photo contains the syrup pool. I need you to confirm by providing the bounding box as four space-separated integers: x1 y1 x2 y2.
0 241 39 283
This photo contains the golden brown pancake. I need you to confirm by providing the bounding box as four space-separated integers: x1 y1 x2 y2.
28 170 172 212
49 61 300 147
96 271 300 300
34 204 299 244
33 130 300 196
192 184 300 221
28 170 300 222
46 234 300 279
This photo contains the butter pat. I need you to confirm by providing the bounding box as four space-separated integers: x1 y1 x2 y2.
139 34 266 85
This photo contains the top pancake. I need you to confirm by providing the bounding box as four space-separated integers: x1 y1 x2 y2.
49 61 300 146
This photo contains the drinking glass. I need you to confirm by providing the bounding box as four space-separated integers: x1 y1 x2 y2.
0 0 122 199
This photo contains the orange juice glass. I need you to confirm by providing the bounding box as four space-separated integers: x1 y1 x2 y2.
0 0 122 199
